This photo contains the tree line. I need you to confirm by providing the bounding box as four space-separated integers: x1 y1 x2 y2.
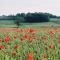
0 12 60 22
0 12 60 27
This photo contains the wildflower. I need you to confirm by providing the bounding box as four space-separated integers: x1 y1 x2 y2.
5 36 9 42
48 45 54 49
0 45 4 49
43 53 48 58
20 38 24 42
24 34 29 39
28 28 34 33
14 44 19 49
14 35 17 38
48 31 54 34
28 52 34 60
28 38 32 43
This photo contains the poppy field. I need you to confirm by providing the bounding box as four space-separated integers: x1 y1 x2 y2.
0 27 60 60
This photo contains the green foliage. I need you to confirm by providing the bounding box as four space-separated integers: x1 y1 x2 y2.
25 12 49 22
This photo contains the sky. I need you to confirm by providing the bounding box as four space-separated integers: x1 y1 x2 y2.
0 0 60 16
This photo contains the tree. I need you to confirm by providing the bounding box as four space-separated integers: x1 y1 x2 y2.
15 13 25 28
25 12 49 23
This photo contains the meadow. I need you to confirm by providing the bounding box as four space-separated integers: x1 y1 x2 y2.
0 19 60 60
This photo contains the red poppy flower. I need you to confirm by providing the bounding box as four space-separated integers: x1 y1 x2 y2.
48 45 54 49
24 34 29 39
48 31 54 34
14 44 19 49
0 45 4 49
28 52 34 60
5 36 9 42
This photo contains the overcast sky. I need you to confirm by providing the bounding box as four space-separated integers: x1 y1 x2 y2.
0 0 60 16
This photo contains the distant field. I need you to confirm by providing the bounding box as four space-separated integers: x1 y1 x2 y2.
0 18 60 27
50 18 60 24
0 20 16 27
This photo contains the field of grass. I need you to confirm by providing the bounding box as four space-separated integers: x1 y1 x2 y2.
0 26 60 60
0 18 60 27
0 19 60 60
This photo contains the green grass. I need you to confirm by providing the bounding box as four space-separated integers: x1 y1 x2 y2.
0 19 60 60
0 27 60 60
0 18 60 27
